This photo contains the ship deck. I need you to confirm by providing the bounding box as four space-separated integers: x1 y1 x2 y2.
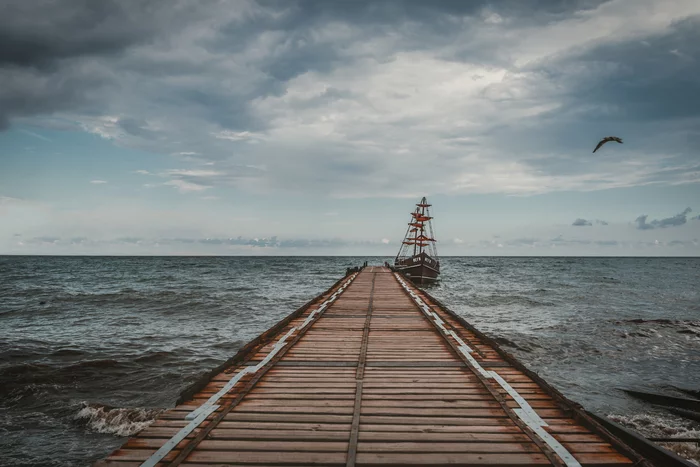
95 266 646 467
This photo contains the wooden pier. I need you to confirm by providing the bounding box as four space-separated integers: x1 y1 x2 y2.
96 266 652 467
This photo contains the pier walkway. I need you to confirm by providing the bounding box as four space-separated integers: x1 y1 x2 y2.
96 267 643 467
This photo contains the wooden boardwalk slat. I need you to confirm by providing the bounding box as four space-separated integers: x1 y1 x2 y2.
96 266 646 467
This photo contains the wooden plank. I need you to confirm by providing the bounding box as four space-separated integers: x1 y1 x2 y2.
128 438 349 451
137 427 351 440
235 405 355 415
359 416 511 426
355 452 552 465
356 442 541 453
348 272 375 467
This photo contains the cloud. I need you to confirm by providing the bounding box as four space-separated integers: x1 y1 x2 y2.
572 218 608 226
667 239 696 247
163 179 211 193
634 215 653 230
0 1 196 125
27 236 61 244
2 1 700 198
0 195 23 205
89 179 107 184
214 130 265 142
19 129 51 141
164 169 222 178
159 167 262 193
0 1 171 67
635 207 692 230
134 169 150 175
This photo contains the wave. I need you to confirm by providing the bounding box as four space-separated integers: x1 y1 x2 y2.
621 319 700 337
491 336 541 353
64 359 122 371
609 412 700 438
34 289 213 307
467 294 554 308
51 348 85 357
625 319 676 325
608 412 700 464
74 402 163 437
596 276 621 283
0 359 130 397
624 319 700 325
133 351 175 363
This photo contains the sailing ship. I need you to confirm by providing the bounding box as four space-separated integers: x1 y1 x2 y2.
394 197 439 284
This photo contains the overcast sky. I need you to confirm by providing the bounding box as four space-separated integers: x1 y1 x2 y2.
1 0 699 255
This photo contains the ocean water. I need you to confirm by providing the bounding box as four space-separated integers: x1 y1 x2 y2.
1 256 699 466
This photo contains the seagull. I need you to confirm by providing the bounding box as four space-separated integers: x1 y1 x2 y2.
593 136 623 153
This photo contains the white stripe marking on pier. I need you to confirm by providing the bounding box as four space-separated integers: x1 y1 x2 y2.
394 272 581 467
184 273 357 422
148 272 359 465
488 371 548 427
141 404 218 467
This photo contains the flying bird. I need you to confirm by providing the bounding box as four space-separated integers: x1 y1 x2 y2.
593 136 623 153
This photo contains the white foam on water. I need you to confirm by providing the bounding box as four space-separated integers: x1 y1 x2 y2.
609 412 700 465
75 402 163 437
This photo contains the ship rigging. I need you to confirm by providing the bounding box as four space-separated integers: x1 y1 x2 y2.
394 197 440 284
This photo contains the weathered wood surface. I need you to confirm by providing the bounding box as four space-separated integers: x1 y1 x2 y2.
96 267 642 467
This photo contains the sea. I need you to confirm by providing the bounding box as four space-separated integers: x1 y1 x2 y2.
1 256 699 466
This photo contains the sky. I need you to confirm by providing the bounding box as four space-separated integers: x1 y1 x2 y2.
1 0 699 256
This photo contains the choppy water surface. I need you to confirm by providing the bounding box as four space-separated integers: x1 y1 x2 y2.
1 256 699 466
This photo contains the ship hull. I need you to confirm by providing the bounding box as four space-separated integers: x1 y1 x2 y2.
394 253 440 285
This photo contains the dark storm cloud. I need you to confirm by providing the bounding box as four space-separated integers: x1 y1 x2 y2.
572 218 592 226
0 1 150 67
0 0 209 127
2 0 699 199
0 0 611 130
244 0 611 79
487 13 700 181
524 14 700 129
635 207 692 230
575 16 700 123
0 64 110 122
256 0 609 27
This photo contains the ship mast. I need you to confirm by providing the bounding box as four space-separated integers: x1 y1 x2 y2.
395 197 438 262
